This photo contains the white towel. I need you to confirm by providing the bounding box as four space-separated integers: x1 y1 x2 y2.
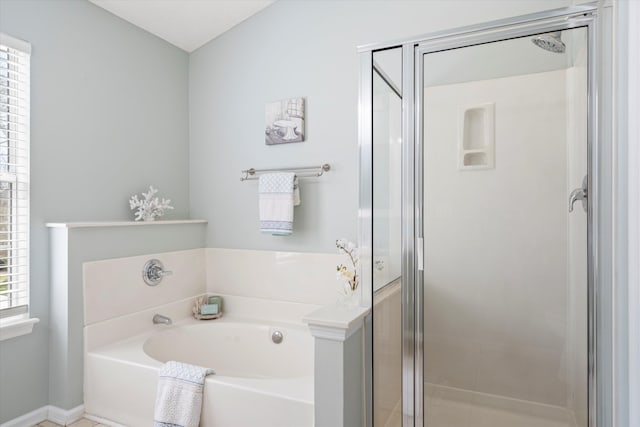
154 361 215 427
259 172 296 235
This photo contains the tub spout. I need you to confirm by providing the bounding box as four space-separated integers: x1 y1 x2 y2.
153 314 172 325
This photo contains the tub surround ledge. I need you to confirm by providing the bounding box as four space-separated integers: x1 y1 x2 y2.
303 305 370 341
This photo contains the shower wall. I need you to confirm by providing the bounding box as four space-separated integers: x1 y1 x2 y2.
423 69 581 407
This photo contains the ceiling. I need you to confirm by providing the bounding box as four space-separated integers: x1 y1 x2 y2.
88 0 275 52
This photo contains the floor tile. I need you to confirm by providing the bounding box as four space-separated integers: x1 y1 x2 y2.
37 422 63 427
69 419 98 427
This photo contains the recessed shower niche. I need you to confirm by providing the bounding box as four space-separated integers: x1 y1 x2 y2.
459 103 495 169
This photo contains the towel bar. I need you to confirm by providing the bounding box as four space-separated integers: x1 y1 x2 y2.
240 163 331 181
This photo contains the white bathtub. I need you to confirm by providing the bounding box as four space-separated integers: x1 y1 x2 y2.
84 308 315 427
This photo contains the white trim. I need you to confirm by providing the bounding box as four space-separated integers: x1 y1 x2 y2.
627 0 640 424
308 323 354 341
304 305 369 342
0 317 39 341
83 414 127 427
0 405 83 427
0 33 31 54
45 219 207 228
0 406 47 427
47 404 84 426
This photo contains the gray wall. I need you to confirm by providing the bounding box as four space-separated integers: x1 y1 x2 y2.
188 0 570 253
0 0 189 422
50 223 206 411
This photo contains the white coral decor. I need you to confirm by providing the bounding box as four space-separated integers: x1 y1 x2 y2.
129 186 174 221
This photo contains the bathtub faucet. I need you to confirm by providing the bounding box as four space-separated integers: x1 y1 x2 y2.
152 314 172 325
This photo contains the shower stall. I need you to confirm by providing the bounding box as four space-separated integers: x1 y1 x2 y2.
360 6 600 427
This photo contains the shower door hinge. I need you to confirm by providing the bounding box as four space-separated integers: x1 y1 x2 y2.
417 237 424 271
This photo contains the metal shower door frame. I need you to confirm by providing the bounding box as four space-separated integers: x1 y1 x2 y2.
359 5 599 427
413 8 597 427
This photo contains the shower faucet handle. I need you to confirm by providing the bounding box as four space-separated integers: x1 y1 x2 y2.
569 175 588 213
143 259 172 286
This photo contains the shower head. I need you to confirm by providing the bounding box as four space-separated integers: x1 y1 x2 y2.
531 31 565 54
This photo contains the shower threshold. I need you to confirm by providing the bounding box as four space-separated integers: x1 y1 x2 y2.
423 383 578 427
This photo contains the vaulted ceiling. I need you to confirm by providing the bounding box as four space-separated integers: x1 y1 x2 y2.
88 0 275 52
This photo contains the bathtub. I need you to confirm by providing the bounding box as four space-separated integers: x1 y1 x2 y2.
84 301 315 427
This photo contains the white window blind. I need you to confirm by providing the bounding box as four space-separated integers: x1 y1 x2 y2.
0 33 30 319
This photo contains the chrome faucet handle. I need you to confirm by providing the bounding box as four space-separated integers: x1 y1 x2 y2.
152 265 173 277
143 259 172 286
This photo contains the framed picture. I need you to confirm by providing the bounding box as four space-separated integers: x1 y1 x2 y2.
265 97 305 145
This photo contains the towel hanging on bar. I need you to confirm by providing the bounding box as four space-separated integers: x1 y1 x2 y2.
259 173 296 236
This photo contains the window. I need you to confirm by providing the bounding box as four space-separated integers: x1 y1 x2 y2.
0 33 30 323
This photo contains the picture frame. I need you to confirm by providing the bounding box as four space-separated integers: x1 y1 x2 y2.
265 97 305 145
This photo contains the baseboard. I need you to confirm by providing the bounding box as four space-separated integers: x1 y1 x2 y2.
0 405 84 427
0 406 48 427
83 414 126 427
47 405 84 426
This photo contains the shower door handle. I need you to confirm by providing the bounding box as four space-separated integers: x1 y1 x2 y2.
569 175 588 213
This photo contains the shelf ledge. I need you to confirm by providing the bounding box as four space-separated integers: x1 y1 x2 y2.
45 220 207 229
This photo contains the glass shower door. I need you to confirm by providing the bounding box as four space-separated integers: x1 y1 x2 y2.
419 27 589 427
372 46 403 427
